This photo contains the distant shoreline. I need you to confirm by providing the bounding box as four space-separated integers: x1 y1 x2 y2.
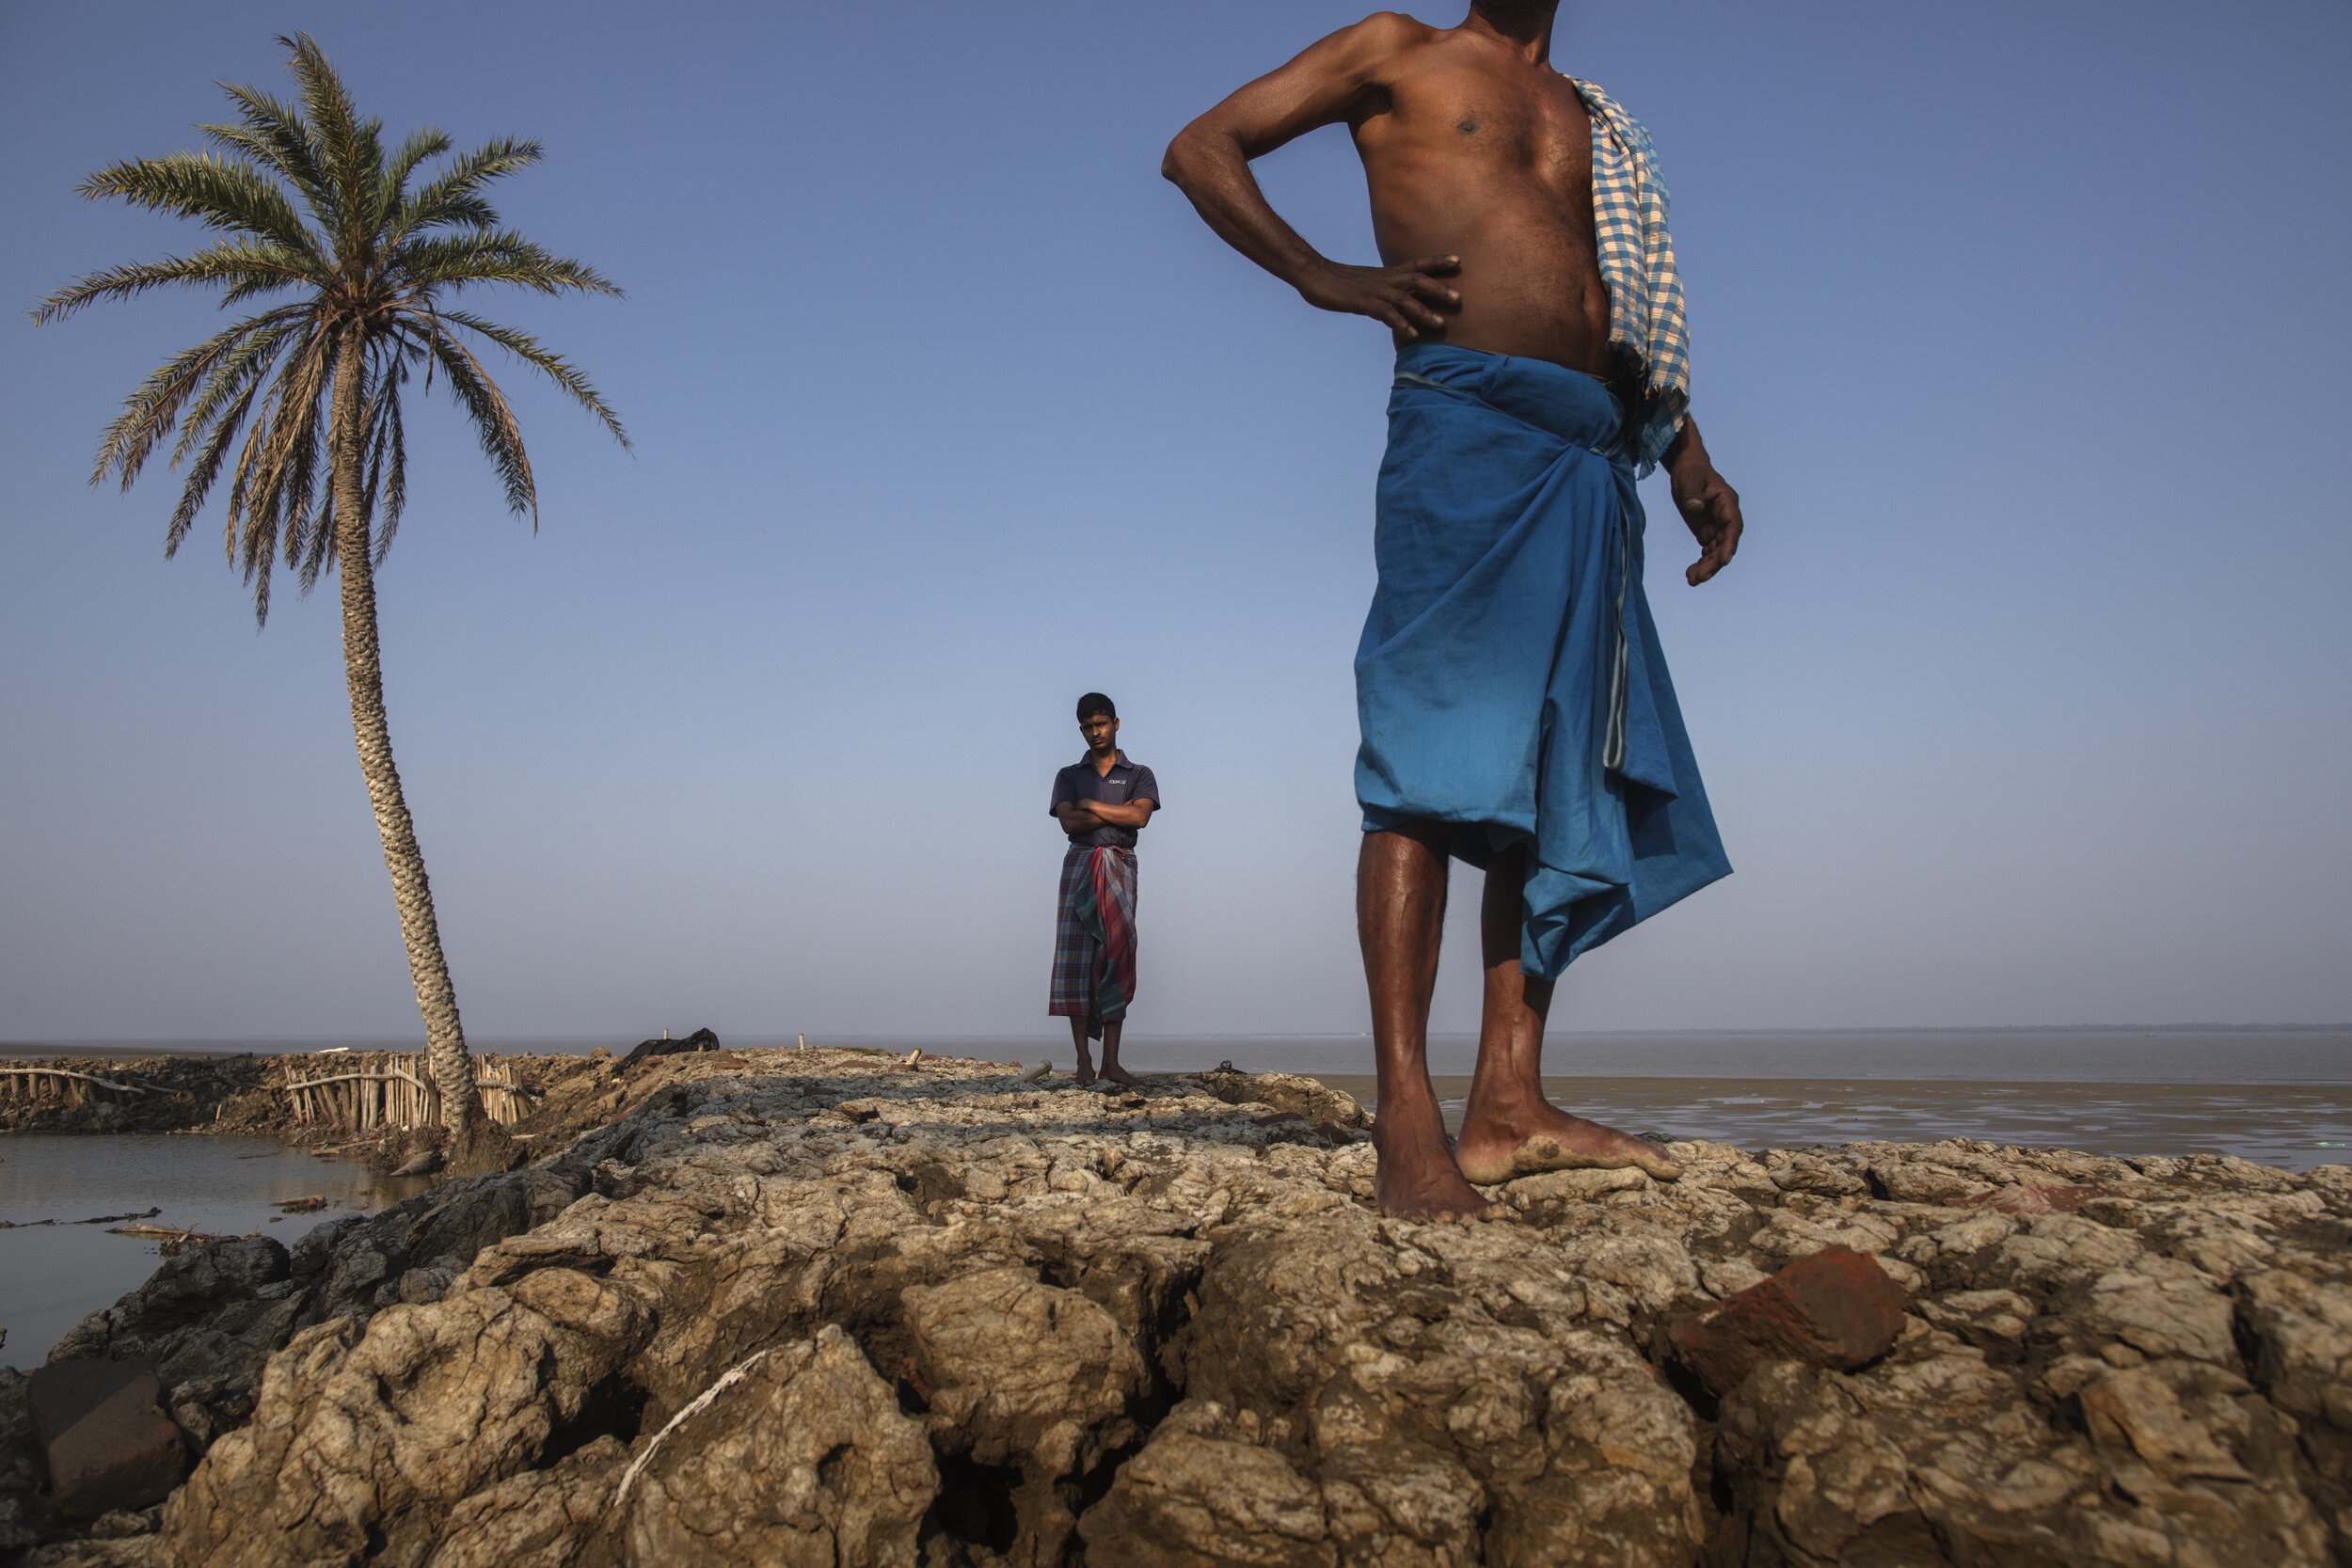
8 1021 2349 1056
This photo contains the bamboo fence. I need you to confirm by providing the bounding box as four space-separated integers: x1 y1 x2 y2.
281 1052 536 1132
0 1066 151 1105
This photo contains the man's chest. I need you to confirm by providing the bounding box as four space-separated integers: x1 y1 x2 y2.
1073 766 1137 801
1378 58 1594 192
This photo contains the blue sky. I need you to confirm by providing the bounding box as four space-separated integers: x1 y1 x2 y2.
3 1 2347 1048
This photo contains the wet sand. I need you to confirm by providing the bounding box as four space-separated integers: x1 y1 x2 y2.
1318 1074 2352 1173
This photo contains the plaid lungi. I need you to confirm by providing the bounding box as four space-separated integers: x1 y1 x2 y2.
1049 845 1136 1039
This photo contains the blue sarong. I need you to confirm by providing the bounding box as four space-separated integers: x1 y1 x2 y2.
1355 344 1731 981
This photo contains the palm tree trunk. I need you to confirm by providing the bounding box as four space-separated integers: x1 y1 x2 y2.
328 336 482 1138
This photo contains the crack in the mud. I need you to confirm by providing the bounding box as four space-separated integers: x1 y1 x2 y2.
544 1370 647 1466
927 1453 1024 1554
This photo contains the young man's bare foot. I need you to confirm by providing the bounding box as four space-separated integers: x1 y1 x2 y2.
1454 1100 1683 1185
1099 1061 1142 1089
1073 1057 1098 1087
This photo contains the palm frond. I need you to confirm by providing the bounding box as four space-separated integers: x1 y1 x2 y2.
248 332 334 542
416 325 533 517
239 338 334 625
217 269 313 309
431 308 629 448
386 135 535 239
347 117 389 251
224 392 280 623
222 330 332 615
31 241 318 325
269 362 333 591
375 389 407 564
89 311 285 487
362 358 410 565
170 314 308 466
201 84 331 217
73 150 317 259
393 230 621 296
384 135 540 244
165 370 270 558
277 34 375 257
378 127 453 215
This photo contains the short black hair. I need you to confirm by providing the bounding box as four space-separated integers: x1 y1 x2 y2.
1075 691 1116 721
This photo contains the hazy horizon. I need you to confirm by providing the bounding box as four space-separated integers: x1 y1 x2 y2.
5 2 2347 1045
14 1022 2352 1044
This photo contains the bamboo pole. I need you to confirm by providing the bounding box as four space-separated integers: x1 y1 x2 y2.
276 1053 534 1132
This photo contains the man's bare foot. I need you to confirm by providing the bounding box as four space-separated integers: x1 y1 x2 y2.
1374 1115 1502 1221
1100 1062 1142 1089
1454 1101 1683 1185
1073 1059 1098 1087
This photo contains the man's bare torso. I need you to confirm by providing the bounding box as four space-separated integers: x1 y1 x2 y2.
1348 15 1612 375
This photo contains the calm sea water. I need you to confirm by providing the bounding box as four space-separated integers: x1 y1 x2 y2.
5 1029 2344 1368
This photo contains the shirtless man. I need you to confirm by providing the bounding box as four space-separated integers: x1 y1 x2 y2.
1166 2 1744 1218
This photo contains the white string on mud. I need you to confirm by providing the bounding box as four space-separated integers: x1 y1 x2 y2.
612 1347 778 1510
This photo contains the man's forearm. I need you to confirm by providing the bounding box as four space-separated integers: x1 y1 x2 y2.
1162 39 1458 341
1659 411 1745 586
1661 413 1707 476
1163 125 1332 293
1085 801 1153 829
1056 806 1107 834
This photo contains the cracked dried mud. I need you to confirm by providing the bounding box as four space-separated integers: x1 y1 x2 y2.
7 1049 2352 1566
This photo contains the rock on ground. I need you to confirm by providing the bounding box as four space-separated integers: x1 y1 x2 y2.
5 1053 2350 1565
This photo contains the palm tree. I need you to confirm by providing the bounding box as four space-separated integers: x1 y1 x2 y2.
31 33 627 1156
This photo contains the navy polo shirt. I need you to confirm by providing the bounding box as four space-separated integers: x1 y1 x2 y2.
1050 752 1161 850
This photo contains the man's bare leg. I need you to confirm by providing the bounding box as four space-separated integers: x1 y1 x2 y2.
1067 1014 1098 1085
1454 846 1684 1183
1097 1019 1141 1088
1360 823 1498 1219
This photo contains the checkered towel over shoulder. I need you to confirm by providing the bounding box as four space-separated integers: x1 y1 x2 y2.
1567 76 1690 475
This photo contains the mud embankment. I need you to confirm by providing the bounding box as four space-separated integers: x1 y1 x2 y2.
3 1047 602 1165
1 1056 280 1139
3 1052 2349 1566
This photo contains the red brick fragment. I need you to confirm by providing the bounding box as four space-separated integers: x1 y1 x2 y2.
29 1358 185 1519
1670 1245 1907 1398
1960 1182 2100 1215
